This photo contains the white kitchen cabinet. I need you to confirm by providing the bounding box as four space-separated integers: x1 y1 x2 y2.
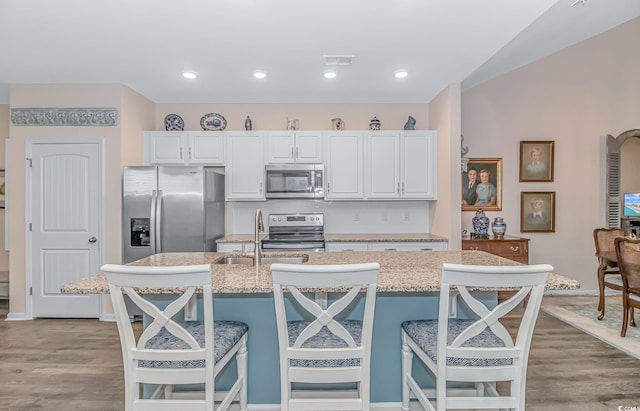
266 131 322 163
367 241 447 251
325 242 369 252
365 130 437 200
325 132 364 200
144 131 225 165
217 242 258 253
225 132 265 201
365 131 401 198
401 131 437 199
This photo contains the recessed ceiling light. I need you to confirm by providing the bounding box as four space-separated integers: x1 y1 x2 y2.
182 71 197 79
253 71 267 79
395 70 408 79
324 70 337 79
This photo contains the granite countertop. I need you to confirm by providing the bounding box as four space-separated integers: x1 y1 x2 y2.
62 250 578 295
324 233 448 243
217 233 448 243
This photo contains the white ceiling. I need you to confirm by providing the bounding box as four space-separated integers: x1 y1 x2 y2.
0 0 638 105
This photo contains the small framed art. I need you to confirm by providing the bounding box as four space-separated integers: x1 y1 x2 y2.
519 141 554 182
461 158 502 211
521 191 555 232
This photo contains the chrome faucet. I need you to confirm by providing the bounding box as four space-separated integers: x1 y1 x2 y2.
252 208 264 267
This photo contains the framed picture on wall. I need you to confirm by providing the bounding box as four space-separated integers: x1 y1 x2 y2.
461 158 502 211
0 170 5 208
519 141 554 182
521 191 555 232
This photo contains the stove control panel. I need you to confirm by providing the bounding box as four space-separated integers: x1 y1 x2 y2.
268 213 324 227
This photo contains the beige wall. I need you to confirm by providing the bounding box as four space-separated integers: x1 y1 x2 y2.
155 103 427 132
462 17 640 289
0 104 8 271
7 84 154 315
428 84 462 249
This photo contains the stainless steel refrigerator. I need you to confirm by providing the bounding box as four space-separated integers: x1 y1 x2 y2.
122 166 225 264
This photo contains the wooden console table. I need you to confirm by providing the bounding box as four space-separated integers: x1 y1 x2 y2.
462 235 530 300
462 235 529 264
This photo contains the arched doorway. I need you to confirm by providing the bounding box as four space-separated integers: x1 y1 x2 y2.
605 129 640 227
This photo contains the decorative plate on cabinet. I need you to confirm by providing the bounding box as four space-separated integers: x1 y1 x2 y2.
164 114 184 131
200 113 227 131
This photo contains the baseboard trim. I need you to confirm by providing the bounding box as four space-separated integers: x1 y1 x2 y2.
544 289 619 296
100 313 116 322
5 312 28 321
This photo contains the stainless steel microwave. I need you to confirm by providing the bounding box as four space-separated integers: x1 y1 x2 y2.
265 164 324 199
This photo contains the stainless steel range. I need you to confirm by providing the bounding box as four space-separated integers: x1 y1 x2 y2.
261 213 325 252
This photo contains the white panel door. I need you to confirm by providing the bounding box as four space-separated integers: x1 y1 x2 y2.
294 132 323 163
188 132 225 165
30 141 102 318
266 132 295 163
146 131 186 164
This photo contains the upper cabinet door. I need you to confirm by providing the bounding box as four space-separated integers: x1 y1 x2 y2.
187 132 225 165
145 131 225 165
225 132 265 201
365 132 401 198
325 132 364 200
401 131 437 199
266 132 296 163
294 132 323 163
146 131 186 164
266 132 322 163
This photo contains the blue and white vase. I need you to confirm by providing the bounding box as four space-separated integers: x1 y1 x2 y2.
491 217 507 238
472 209 490 236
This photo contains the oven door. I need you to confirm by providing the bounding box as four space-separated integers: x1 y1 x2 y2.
261 241 325 252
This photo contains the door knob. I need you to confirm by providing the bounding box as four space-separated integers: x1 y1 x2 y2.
88 237 97 243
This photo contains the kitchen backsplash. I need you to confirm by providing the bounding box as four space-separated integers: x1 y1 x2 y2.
227 200 431 234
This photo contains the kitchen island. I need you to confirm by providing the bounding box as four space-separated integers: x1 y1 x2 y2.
62 250 578 406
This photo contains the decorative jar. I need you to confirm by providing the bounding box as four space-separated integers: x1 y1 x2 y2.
472 208 490 236
491 217 507 238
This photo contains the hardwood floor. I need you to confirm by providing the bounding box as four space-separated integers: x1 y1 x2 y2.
2 297 640 410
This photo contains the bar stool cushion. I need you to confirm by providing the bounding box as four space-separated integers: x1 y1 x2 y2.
287 320 362 367
402 319 512 367
141 321 248 368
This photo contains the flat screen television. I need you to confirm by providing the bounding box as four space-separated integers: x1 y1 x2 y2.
623 193 640 217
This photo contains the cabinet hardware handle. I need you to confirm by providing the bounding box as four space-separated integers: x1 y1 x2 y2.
510 246 520 252
384 248 397 251
420 248 432 251
327 182 330 192
259 181 263 193
180 147 183 160
402 182 405 193
291 147 294 158
189 147 192 159
344 249 354 251
470 246 479 251
397 182 400 193
88 237 97 243
295 147 299 158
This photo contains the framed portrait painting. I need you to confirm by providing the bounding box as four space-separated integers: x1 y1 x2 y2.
519 141 554 182
461 158 502 211
521 191 555 232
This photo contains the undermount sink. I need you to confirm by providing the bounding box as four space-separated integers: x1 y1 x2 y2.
214 254 309 265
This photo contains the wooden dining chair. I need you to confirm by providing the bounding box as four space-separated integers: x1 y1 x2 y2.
614 237 640 337
594 228 624 320
270 262 379 411
401 263 551 411
103 264 248 411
